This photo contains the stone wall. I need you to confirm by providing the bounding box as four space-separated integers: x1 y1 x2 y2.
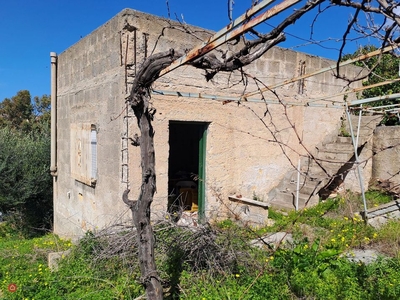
372 126 400 185
54 8 363 238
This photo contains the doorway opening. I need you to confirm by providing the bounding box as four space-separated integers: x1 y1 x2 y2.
168 121 207 221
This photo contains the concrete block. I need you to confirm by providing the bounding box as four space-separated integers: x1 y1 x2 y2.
251 232 293 249
227 195 269 226
342 249 383 265
48 250 71 271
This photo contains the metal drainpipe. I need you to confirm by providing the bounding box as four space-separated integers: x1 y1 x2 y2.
50 52 58 177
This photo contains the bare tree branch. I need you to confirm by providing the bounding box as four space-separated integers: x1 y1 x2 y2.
123 1 400 298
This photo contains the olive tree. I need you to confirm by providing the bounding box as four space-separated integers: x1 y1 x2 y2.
0 91 52 235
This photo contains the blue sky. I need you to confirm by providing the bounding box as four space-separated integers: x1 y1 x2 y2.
0 0 384 101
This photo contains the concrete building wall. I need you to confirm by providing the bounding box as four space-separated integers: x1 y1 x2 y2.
55 13 127 238
54 9 363 238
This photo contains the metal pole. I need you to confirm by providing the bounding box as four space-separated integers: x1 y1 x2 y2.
307 78 400 105
152 89 344 109
345 103 368 220
365 103 400 111
244 43 400 99
355 104 362 149
295 158 300 211
350 92 400 106
159 0 299 77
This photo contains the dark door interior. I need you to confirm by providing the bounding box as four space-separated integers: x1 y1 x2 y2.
168 121 207 218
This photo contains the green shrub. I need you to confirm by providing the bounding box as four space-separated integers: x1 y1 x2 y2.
0 125 52 235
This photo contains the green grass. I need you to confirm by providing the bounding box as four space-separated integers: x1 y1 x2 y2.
0 231 72 299
365 190 393 206
0 228 143 299
1 192 400 299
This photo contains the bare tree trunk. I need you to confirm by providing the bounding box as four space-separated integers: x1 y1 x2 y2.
127 92 163 300
125 50 180 300
136 101 161 299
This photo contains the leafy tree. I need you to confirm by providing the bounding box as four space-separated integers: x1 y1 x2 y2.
0 90 33 131
0 126 52 235
33 94 51 126
0 90 50 132
343 45 400 98
344 45 400 103
361 49 400 100
343 46 400 125
0 91 52 235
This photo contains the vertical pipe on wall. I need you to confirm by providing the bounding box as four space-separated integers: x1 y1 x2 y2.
50 52 58 177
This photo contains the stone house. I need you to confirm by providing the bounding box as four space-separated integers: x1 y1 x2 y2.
51 8 363 239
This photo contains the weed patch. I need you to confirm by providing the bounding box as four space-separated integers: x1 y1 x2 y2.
1 192 400 299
